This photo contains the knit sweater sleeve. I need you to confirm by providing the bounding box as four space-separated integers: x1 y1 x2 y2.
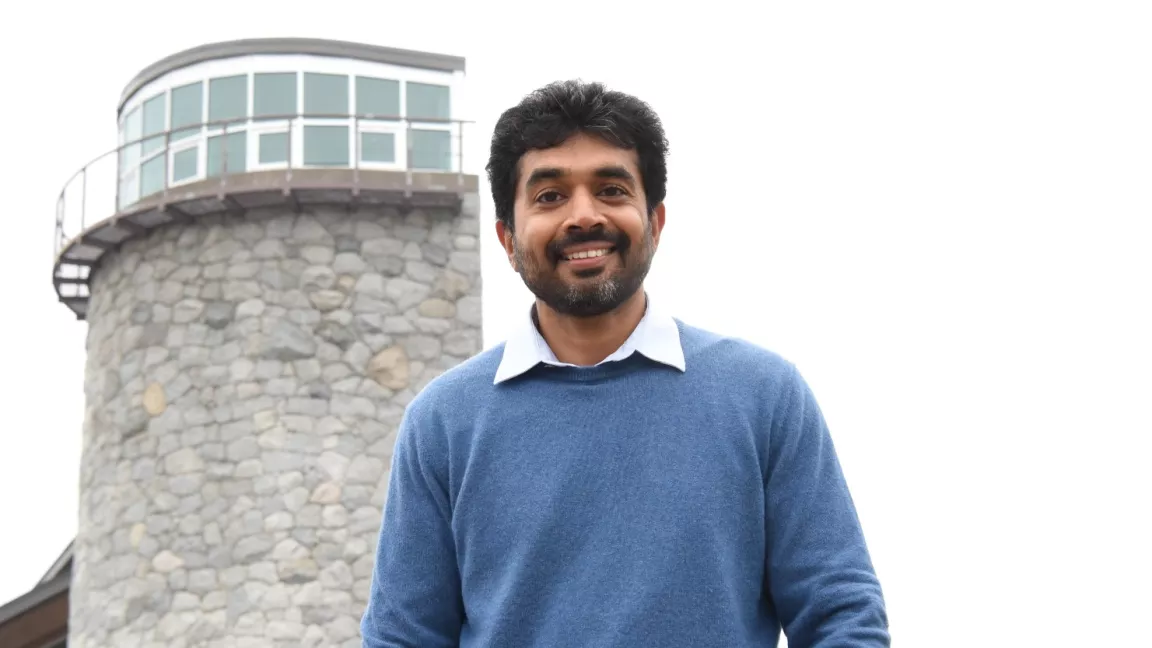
361 401 464 647
764 364 890 647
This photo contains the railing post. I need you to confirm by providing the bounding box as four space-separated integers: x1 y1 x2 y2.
405 118 414 198
286 115 294 186
80 168 87 231
55 195 63 259
163 129 171 199
220 121 228 196
114 145 122 214
457 120 464 188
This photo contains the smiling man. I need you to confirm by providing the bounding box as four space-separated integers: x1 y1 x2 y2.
360 80 889 648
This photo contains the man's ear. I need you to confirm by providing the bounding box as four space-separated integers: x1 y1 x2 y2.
495 219 517 270
649 203 666 249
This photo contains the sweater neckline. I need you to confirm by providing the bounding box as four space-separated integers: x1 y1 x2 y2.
513 352 676 384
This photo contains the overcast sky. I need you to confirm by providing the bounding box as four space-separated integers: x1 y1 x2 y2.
1 2 1149 645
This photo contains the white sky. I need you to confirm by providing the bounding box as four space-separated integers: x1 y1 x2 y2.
1 1 1149 645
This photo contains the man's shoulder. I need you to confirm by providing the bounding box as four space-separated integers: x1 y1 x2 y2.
674 319 797 385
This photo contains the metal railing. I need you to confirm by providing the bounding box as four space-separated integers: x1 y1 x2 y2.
53 112 472 265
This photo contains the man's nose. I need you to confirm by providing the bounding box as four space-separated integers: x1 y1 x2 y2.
564 189 607 231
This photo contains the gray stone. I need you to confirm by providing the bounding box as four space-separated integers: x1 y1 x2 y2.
448 250 480 274
237 298 266 318
319 561 355 590
361 238 403 257
223 280 262 301
170 474 204 495
254 239 288 259
413 317 452 335
301 266 337 292
346 455 385 484
279 558 319 584
165 448 204 474
152 550 184 573
317 452 350 482
300 245 334 265
233 536 273 562
421 243 450 266
417 298 456 318
293 215 332 243
261 321 317 361
431 270 471 300
444 329 480 356
332 252 367 274
457 295 483 327
322 505 348 527
309 290 346 312
131 302 152 324
386 279 430 310
393 224 428 243
403 335 442 360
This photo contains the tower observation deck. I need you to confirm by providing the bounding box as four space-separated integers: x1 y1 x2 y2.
48 38 483 647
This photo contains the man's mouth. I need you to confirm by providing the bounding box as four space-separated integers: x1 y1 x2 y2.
563 246 615 261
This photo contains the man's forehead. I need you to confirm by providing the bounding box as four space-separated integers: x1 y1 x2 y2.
518 135 641 180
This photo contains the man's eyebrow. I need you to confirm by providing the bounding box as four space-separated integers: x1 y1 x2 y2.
524 165 637 189
525 167 566 189
594 166 636 184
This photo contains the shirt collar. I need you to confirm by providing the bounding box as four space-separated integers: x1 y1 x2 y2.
493 296 686 384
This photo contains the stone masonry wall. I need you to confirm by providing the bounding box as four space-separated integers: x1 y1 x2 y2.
71 203 482 648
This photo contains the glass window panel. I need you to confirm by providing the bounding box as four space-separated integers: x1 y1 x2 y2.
142 93 166 155
254 73 296 119
406 82 450 120
304 73 348 116
209 75 248 125
409 129 452 170
259 132 289 164
171 82 203 141
173 148 198 182
356 77 399 117
121 107 141 173
206 131 247 176
361 132 395 163
141 155 166 197
304 125 349 166
119 173 139 210
124 107 142 142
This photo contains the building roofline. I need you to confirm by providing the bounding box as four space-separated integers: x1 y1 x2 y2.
119 37 466 113
0 572 69 629
37 540 74 585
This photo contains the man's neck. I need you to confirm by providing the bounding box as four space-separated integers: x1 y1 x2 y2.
534 290 648 366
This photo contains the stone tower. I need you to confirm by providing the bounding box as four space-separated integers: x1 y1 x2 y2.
50 38 482 647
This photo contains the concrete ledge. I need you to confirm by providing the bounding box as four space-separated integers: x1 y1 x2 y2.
53 168 480 321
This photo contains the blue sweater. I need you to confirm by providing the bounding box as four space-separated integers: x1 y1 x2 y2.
361 322 888 647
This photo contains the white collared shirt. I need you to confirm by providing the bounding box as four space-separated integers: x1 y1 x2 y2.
493 297 687 384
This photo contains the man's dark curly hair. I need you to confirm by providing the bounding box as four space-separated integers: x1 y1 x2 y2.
485 80 669 227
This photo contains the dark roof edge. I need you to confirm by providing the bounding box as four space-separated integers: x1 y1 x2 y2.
0 573 70 628
38 540 74 585
119 37 466 113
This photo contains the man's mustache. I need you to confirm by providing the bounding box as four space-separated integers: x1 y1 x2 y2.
547 230 631 263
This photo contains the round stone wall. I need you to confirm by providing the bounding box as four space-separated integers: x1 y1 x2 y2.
70 204 482 648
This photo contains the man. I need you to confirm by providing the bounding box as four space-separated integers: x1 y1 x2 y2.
361 80 889 647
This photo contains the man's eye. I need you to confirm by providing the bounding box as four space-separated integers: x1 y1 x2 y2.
537 191 563 203
600 186 627 197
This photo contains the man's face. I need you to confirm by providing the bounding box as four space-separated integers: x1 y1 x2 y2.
496 133 665 318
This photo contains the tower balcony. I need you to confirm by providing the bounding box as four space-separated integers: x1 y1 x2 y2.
52 112 479 320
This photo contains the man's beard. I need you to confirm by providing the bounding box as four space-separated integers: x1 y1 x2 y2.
512 219 654 318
